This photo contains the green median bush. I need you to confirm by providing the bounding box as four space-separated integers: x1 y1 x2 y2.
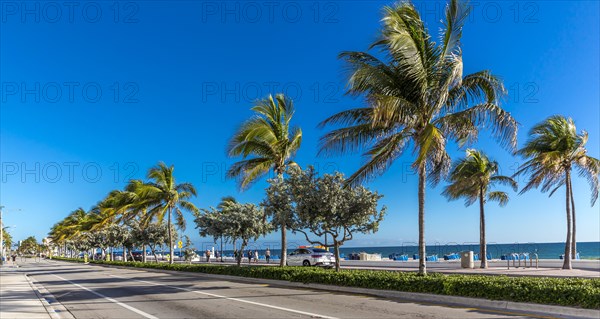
51 257 600 309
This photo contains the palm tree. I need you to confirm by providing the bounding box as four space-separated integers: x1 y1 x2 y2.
442 149 517 268
318 0 517 274
227 94 302 267
131 162 200 264
49 208 93 258
515 115 599 269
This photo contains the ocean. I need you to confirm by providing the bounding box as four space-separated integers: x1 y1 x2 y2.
195 241 600 260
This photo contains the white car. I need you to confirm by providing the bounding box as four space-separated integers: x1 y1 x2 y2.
286 248 335 268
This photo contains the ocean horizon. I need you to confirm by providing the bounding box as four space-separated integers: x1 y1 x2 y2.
189 241 600 260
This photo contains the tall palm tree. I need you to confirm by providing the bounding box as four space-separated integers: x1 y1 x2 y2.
227 94 302 267
132 162 200 264
318 0 517 274
515 115 599 269
442 149 517 268
49 208 93 257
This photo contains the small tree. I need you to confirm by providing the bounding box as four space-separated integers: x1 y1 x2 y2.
89 230 110 260
2 228 13 253
194 199 230 261
73 233 93 260
195 202 271 266
182 235 196 263
18 236 41 256
265 166 386 271
106 224 131 261
133 223 175 263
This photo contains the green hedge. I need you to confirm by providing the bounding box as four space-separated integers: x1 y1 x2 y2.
51 257 600 309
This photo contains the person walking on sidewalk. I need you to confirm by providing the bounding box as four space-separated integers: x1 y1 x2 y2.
254 250 259 263
247 250 252 264
205 249 211 263
265 248 271 264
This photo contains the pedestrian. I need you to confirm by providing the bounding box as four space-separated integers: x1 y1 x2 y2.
206 249 211 262
254 250 259 263
265 248 271 264
11 254 16 264
247 250 252 264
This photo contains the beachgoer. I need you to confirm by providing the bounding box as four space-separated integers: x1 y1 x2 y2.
206 249 211 262
247 250 252 264
254 250 259 263
265 248 271 264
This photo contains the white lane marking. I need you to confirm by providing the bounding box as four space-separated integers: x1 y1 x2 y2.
51 274 158 319
109 274 338 319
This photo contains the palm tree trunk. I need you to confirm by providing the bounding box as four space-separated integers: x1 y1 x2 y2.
479 187 487 269
569 178 576 260
562 171 572 270
277 172 287 267
418 164 427 275
168 206 174 265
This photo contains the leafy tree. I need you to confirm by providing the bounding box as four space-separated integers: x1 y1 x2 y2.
72 233 94 259
515 116 599 269
106 224 131 261
18 236 40 255
442 149 517 268
195 202 271 266
318 0 517 275
2 227 12 253
132 222 176 263
88 230 111 260
227 94 302 267
265 166 386 271
182 235 196 263
194 197 233 261
130 162 199 264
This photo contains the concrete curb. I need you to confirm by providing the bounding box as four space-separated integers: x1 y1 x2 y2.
68 261 600 319
25 274 75 319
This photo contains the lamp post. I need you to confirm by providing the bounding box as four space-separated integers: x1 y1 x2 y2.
0 206 21 265
1 206 5 265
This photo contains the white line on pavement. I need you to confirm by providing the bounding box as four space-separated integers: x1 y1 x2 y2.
51 274 158 319
109 274 339 319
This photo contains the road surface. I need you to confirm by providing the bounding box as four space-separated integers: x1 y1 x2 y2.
23 260 552 318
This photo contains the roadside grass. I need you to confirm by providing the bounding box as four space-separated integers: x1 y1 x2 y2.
52 257 600 309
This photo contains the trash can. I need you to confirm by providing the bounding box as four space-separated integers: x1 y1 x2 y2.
461 251 474 269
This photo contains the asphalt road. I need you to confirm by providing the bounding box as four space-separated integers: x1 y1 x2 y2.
24 260 550 319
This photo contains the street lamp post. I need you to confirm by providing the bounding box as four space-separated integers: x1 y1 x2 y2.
1 206 5 265
0 206 21 265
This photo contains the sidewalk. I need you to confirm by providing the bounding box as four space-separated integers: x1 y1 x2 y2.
0 263 52 319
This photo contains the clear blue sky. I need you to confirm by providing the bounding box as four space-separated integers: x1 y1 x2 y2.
1 1 598 248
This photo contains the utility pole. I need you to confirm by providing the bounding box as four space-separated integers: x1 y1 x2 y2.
0 206 22 265
0 208 3 265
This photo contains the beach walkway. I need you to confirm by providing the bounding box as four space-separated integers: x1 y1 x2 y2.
179 257 600 278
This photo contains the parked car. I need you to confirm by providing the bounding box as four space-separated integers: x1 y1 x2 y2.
131 251 144 262
286 248 335 268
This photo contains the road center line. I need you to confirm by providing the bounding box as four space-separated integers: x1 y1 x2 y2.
51 274 158 319
109 274 338 319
